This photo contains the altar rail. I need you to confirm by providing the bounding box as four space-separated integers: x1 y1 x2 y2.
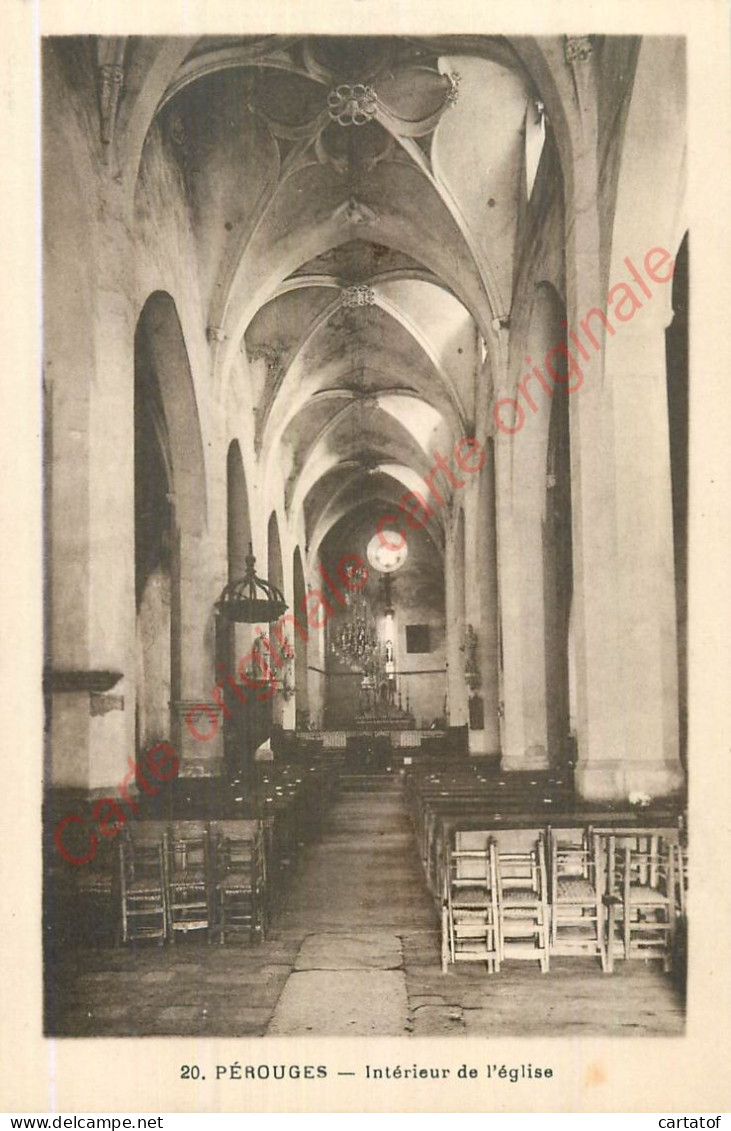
297 729 447 752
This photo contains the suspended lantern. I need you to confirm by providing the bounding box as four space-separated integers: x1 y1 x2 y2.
215 543 288 623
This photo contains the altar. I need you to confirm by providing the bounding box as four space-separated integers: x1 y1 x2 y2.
354 703 416 731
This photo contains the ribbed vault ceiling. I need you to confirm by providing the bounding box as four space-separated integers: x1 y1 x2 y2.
143 34 540 551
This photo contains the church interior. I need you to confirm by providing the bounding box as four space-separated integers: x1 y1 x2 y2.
43 33 688 1037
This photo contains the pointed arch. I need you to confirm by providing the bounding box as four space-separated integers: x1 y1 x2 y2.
134 291 208 755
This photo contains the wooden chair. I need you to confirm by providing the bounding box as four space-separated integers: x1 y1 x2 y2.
119 822 168 945
675 834 689 917
549 827 604 968
598 830 679 972
619 839 677 970
211 820 266 943
494 829 550 972
72 838 120 946
442 831 500 973
167 820 212 942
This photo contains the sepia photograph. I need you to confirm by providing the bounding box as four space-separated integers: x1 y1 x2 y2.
3 0 731 1116
41 29 690 1041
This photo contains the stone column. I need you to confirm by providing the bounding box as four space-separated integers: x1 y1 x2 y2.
568 34 686 800
445 515 469 729
574 317 685 799
465 445 501 755
561 48 681 800
494 433 551 770
87 248 137 792
172 521 224 774
494 294 556 772
560 36 639 800
48 191 138 796
306 623 325 729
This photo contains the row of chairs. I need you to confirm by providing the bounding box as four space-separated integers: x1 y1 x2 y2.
247 761 341 886
404 765 572 894
442 826 687 974
53 755 343 950
119 819 265 945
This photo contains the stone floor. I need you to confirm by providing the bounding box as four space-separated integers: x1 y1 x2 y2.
45 780 686 1038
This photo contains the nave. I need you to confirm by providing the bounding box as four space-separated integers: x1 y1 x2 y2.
42 33 689 1043
46 771 685 1039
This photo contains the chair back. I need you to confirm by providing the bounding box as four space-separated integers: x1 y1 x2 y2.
450 832 497 890
494 829 546 896
621 839 676 899
593 827 679 898
130 820 168 845
210 819 265 879
550 827 593 892
168 820 209 875
121 824 166 888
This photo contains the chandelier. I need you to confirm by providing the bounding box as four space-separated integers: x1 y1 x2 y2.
329 592 379 671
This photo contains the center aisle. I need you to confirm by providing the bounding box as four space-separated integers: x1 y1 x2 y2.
267 776 438 1036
